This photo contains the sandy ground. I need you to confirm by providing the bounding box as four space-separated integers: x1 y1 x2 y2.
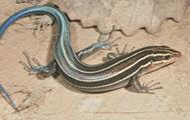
0 1 190 120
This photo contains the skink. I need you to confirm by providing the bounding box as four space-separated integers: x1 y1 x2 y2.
0 5 181 110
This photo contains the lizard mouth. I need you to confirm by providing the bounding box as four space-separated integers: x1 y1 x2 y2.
173 50 182 58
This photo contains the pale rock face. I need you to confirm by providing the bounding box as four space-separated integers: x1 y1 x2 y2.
53 0 190 35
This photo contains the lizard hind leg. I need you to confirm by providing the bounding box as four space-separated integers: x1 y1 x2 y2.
19 50 57 77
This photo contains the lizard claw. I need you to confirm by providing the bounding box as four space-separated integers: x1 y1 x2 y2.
19 51 43 75
96 25 120 50
103 44 128 62
141 80 163 94
19 50 57 76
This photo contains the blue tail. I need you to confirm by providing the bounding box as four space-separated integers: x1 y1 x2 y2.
0 6 49 38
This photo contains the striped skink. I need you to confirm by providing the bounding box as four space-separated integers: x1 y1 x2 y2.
0 5 181 111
